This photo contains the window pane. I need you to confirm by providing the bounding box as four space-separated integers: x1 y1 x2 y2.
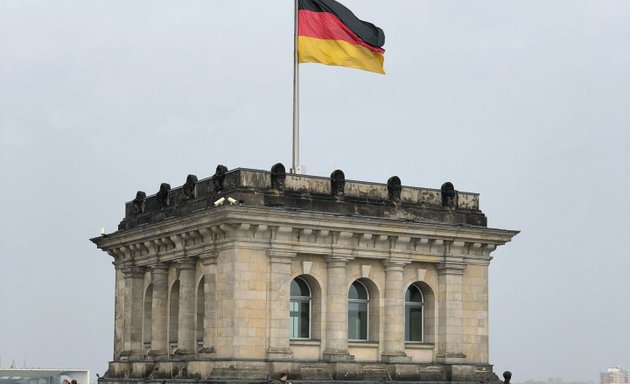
290 301 299 338
291 278 310 297
290 278 312 339
406 285 423 303
349 281 368 300
348 302 368 340
290 300 310 338
406 306 423 341
298 301 309 338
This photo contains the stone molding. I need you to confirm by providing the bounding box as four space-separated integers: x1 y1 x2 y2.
95 207 516 270
175 258 197 270
120 265 146 277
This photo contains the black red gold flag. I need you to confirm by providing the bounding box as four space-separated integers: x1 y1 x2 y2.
297 0 386 74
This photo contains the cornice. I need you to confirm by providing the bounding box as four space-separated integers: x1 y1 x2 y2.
94 206 517 267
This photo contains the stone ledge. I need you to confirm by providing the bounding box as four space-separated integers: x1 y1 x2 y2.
103 360 500 383
113 167 487 232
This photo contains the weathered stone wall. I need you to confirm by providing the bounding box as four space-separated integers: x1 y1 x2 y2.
462 264 490 363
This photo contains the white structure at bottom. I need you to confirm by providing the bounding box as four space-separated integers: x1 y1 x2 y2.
601 367 630 384
0 369 90 384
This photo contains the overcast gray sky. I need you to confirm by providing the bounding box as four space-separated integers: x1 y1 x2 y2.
1 1 628 382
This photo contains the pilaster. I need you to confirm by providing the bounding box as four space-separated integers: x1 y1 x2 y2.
199 254 217 355
112 264 125 360
266 251 295 359
381 260 412 362
120 265 145 360
175 259 197 355
323 257 353 361
436 261 467 363
149 264 169 359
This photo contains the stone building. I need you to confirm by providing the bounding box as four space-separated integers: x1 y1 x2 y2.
91 165 518 382
601 368 630 384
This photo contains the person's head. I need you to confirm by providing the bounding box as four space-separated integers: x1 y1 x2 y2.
503 371 512 383
62 380 69 384
279 373 288 381
71 380 77 384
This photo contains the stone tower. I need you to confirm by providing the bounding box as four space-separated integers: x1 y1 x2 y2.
91 165 518 383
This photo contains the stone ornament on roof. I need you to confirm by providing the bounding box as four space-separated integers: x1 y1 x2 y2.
183 174 198 200
271 163 287 191
330 169 346 197
387 176 402 203
132 191 146 215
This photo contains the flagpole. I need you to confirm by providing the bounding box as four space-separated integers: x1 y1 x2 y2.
292 0 302 174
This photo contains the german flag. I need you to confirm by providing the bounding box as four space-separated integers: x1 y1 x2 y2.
298 0 386 74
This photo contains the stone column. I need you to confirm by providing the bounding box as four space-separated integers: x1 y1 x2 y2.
266 251 295 359
200 255 217 354
120 265 145 360
323 258 352 361
436 262 467 363
382 260 411 362
112 266 125 360
175 259 196 355
149 264 169 359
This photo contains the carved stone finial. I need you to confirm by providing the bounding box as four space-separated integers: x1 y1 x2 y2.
331 170 346 197
387 176 402 203
441 182 458 207
270 163 286 191
212 164 228 193
183 174 198 200
132 191 146 215
157 183 171 208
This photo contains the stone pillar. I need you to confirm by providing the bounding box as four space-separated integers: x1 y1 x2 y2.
120 266 145 360
112 266 125 360
323 258 352 361
266 251 295 359
149 264 169 359
436 262 467 363
200 255 217 354
382 260 411 362
175 259 196 355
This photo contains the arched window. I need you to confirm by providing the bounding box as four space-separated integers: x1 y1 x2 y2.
196 277 205 345
290 277 311 339
348 280 369 340
169 281 180 345
143 284 153 350
405 284 425 342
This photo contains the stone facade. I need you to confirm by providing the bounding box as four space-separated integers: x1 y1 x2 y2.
91 165 518 383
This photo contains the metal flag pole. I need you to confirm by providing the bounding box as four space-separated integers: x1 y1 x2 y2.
292 0 302 174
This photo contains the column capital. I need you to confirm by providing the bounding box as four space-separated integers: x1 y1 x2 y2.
199 251 218 264
436 262 466 275
177 258 197 270
383 259 411 271
326 256 352 268
267 250 297 263
150 263 169 274
121 265 146 277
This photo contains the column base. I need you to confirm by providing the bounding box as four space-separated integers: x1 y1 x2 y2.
323 349 354 362
118 350 132 361
147 349 168 360
198 345 215 354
